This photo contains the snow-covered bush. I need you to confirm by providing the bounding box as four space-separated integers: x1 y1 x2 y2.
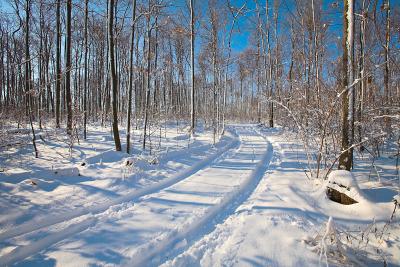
305 216 385 266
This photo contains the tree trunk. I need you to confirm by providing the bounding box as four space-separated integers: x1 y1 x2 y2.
357 0 366 146
190 0 195 133
65 0 73 135
338 0 354 171
55 0 61 128
126 0 137 154
142 1 152 151
108 0 122 151
266 0 274 128
25 0 38 158
383 0 391 134
83 0 89 139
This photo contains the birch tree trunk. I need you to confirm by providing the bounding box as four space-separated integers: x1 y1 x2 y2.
338 0 354 171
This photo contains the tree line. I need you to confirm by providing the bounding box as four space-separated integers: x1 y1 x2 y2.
0 0 399 176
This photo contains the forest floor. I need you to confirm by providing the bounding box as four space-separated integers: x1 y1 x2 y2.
0 123 399 266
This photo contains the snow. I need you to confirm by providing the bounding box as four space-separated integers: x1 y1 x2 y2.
123 127 273 266
327 170 356 189
324 169 364 203
53 167 80 176
162 126 399 267
0 124 399 266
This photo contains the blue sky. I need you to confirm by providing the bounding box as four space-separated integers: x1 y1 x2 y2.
228 0 344 53
1 0 396 57
226 0 399 54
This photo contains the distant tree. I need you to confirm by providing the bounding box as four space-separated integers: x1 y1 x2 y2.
190 0 195 134
24 0 38 158
83 0 89 139
55 0 61 128
65 0 73 135
126 0 137 154
108 0 122 151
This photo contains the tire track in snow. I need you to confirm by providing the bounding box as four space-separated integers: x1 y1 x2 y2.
0 218 97 266
124 126 273 267
0 130 240 266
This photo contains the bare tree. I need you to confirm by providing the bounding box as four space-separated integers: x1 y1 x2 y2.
65 0 73 135
83 0 89 139
142 0 153 150
338 0 355 171
126 0 137 153
266 0 274 128
108 0 122 151
55 0 61 128
24 0 38 158
190 0 195 133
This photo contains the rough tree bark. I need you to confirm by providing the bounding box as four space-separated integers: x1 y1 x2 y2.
108 0 122 151
338 0 355 171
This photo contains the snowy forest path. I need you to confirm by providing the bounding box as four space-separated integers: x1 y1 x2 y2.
0 129 239 242
0 128 240 266
0 125 272 266
123 125 273 266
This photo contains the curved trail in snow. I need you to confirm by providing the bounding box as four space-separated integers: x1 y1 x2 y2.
0 126 272 266
0 130 240 266
124 126 273 266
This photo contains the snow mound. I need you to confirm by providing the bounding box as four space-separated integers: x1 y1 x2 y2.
173 134 190 141
325 170 362 204
53 167 80 176
328 170 357 189
85 149 127 165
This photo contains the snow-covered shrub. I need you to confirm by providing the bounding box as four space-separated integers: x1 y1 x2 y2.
121 157 137 179
306 217 368 266
305 212 399 267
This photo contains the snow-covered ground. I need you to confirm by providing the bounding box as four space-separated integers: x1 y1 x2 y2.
164 127 400 267
0 123 399 266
